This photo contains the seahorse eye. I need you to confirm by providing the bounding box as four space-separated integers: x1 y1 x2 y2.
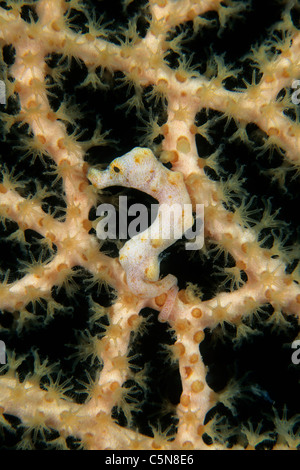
113 166 120 173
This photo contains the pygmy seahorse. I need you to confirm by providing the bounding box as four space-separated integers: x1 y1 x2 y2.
87 147 194 317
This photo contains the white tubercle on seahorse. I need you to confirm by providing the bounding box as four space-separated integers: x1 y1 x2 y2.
87 147 194 301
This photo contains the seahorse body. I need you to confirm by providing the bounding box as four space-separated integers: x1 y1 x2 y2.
88 147 193 298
